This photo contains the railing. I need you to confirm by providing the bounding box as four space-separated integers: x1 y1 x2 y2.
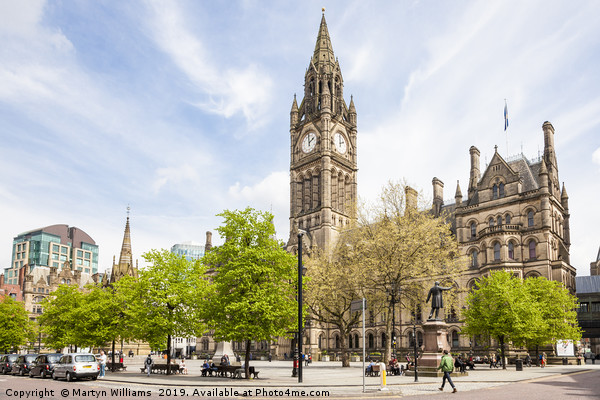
478 224 522 237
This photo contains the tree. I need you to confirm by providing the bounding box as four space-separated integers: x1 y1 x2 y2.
463 272 581 367
38 284 84 351
305 243 365 367
523 276 581 360
347 181 466 361
0 296 35 352
201 207 298 379
136 249 210 374
74 276 140 368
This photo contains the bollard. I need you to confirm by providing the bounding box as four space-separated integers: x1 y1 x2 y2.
515 359 523 371
379 362 388 391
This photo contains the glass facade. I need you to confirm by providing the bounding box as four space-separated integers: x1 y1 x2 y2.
170 242 205 261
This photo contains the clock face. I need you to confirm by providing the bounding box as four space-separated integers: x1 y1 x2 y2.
302 132 317 153
334 132 347 154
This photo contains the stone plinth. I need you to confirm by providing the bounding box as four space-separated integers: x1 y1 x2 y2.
211 341 235 365
405 319 467 377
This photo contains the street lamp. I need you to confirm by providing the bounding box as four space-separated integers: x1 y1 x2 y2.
412 320 419 382
387 285 399 357
294 229 307 383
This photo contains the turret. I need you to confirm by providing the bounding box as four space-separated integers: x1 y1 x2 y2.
432 177 444 216
561 183 570 246
538 158 549 193
538 160 551 228
348 95 357 127
455 180 463 207
542 121 559 195
468 146 480 200
290 94 298 127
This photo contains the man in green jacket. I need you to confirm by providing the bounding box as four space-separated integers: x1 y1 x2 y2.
437 349 457 393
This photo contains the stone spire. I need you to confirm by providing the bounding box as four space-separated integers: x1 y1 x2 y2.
312 12 336 74
455 180 463 206
109 208 136 285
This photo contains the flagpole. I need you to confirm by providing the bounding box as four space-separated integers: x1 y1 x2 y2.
504 99 509 156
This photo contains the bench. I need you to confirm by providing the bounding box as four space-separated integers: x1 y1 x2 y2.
215 365 239 378
365 365 380 377
139 364 182 374
107 362 126 371
231 366 259 379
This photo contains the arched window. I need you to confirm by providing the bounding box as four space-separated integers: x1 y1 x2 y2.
335 334 340 349
470 222 477 238
368 334 374 349
528 211 534 227
508 242 515 260
471 250 479 268
408 331 415 348
494 242 501 261
417 331 423 347
497 216 502 226
528 240 537 259
354 334 359 349
499 183 505 198
493 184 498 199
348 335 353 349
381 333 386 348
452 331 459 348
505 214 511 224
489 218 495 227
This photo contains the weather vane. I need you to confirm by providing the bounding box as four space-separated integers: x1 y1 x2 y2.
322 7 325 13
127 205 130 218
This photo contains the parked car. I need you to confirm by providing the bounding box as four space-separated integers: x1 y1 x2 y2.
0 354 19 374
12 354 38 376
52 353 99 382
29 353 63 378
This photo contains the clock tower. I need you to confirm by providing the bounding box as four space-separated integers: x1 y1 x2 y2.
287 13 358 253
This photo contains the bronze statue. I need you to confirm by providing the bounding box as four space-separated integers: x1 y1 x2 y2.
426 281 453 320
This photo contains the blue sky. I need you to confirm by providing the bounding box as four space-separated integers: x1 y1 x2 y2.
1 1 599 275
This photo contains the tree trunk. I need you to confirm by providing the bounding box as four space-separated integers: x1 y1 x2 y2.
245 340 251 379
535 345 540 367
384 312 392 363
340 334 349 367
166 334 172 375
500 335 506 370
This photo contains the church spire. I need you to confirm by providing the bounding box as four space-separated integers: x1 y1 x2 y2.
109 207 136 285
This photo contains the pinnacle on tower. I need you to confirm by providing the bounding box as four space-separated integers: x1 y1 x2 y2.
312 13 336 74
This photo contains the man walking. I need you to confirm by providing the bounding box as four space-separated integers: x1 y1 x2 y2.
145 354 153 377
437 350 457 393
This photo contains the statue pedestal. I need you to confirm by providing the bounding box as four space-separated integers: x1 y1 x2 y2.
405 319 467 377
211 341 239 366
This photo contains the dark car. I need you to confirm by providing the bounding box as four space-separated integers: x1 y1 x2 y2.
12 354 38 376
29 353 63 378
0 354 19 374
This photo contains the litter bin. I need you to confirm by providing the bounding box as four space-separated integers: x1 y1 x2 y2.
562 357 568 365
515 359 523 371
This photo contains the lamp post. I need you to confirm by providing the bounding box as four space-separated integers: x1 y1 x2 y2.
296 229 307 383
412 320 419 382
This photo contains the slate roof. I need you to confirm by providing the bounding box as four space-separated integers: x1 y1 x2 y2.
507 157 541 192
576 276 600 294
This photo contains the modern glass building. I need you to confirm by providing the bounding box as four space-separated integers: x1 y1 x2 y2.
170 241 205 261
5 224 99 285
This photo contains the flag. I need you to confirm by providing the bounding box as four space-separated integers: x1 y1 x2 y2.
504 100 509 131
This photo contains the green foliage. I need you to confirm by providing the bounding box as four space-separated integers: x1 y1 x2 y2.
137 249 210 350
0 296 35 352
38 285 84 350
463 271 581 366
201 208 298 350
523 276 582 345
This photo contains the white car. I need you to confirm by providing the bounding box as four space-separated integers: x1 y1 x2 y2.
52 353 99 381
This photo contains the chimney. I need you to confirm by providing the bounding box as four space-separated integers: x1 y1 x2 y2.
432 177 444 216
205 231 213 252
405 186 418 210
468 146 481 200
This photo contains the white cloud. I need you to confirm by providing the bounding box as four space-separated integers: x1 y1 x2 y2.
145 1 273 130
593 147 600 168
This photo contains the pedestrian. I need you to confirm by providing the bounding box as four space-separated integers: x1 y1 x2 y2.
437 350 457 393
98 350 107 378
268 353 272 362
525 353 532 367
145 354 153 377
180 359 187 375
540 352 546 368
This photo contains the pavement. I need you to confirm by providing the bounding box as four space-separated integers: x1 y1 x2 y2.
95 356 600 397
